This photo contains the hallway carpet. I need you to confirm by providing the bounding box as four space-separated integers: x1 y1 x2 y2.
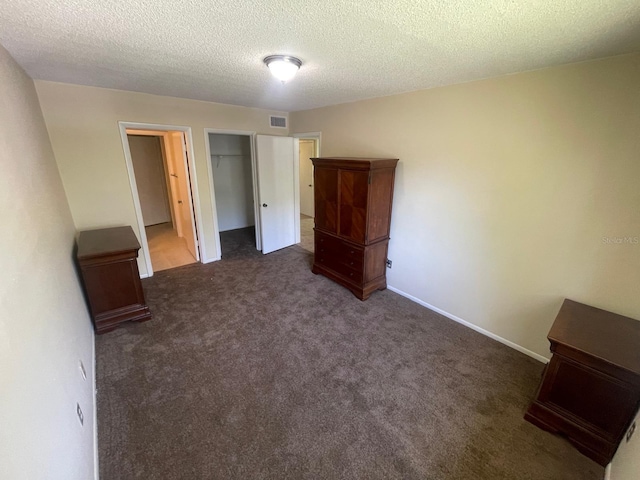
96 234 602 479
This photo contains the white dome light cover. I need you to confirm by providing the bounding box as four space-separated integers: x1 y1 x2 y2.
264 55 302 83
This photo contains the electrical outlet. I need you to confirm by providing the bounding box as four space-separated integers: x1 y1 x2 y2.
79 360 87 380
76 403 84 426
386 259 392 268
627 421 636 442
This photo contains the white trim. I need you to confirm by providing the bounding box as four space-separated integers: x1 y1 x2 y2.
249 136 261 251
139 273 150 279
119 122 206 277
92 334 99 480
204 128 260 258
292 132 322 156
604 463 611 480
293 132 321 221
387 285 550 364
179 132 203 262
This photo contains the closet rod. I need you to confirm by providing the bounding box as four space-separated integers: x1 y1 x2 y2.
211 153 250 168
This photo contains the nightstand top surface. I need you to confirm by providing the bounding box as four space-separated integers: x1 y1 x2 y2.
549 299 640 374
77 226 141 260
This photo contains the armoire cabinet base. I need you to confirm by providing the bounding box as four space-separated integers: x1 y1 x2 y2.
312 264 387 300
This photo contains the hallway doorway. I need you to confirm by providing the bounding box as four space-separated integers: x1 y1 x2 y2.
121 123 203 276
294 133 321 253
127 132 197 271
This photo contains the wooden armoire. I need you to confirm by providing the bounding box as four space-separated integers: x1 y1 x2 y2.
311 157 399 300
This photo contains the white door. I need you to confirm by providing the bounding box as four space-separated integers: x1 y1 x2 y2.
256 135 299 254
299 140 315 217
170 132 199 260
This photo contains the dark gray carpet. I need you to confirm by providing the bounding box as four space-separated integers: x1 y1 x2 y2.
97 228 603 479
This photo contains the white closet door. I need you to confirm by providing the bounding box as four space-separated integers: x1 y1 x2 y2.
256 135 299 254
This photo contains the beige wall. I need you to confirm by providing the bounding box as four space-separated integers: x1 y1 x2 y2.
35 81 288 275
291 53 640 360
0 45 96 479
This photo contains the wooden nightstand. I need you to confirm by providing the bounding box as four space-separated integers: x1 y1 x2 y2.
77 226 151 334
525 299 640 466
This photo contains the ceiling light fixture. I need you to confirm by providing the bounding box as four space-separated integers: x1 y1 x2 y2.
264 55 302 83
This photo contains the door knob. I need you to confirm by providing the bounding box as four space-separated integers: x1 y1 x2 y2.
262 203 268 207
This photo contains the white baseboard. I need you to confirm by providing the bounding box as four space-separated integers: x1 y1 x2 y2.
387 285 549 364
604 463 611 480
202 255 220 264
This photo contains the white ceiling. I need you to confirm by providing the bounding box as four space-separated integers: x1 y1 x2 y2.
1 0 639 112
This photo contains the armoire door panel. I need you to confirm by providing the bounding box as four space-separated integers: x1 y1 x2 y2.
338 170 368 243
314 167 338 233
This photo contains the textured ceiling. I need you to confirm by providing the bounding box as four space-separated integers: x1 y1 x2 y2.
1 0 639 111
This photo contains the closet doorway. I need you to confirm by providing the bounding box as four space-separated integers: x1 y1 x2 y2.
207 131 259 258
120 123 202 276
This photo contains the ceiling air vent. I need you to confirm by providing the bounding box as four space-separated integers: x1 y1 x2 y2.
269 115 287 129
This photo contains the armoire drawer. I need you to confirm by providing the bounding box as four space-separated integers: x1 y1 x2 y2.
314 230 340 252
315 231 364 269
315 251 363 284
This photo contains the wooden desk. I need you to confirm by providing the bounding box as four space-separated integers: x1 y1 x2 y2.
77 226 151 334
525 299 640 466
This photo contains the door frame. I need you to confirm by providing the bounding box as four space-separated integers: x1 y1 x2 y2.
204 128 261 259
293 132 321 213
292 132 322 156
126 129 180 236
119 121 205 277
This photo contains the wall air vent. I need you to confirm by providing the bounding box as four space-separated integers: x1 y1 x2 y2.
269 115 287 129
